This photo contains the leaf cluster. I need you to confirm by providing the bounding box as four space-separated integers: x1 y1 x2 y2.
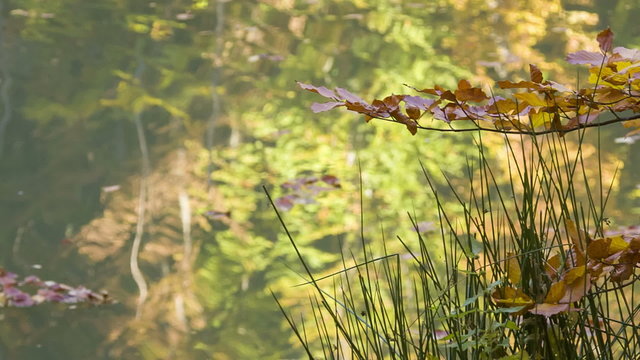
300 28 640 137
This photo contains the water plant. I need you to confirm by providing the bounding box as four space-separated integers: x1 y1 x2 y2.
272 28 640 359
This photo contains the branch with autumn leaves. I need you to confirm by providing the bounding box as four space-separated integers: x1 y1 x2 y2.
299 28 640 138
491 219 640 318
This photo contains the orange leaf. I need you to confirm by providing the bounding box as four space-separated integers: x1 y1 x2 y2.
457 79 472 90
455 87 489 103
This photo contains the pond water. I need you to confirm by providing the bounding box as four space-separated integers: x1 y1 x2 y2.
1 1 639 359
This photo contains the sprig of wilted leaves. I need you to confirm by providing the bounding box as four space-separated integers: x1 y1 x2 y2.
492 219 640 317
299 28 640 136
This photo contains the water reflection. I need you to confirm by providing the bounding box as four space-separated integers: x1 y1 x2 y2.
1 1 639 359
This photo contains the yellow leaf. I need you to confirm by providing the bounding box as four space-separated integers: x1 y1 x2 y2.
514 92 549 107
544 281 566 304
608 235 629 254
506 252 521 284
529 111 552 128
565 219 589 251
545 252 562 278
491 287 534 314
564 265 586 285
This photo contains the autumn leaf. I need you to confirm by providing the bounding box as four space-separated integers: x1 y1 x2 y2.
544 281 566 304
529 64 543 83
559 266 590 303
566 50 606 66
491 286 534 315
545 252 562 279
311 101 345 113
514 92 548 107
297 81 338 100
529 303 570 317
597 27 614 53
335 87 366 103
506 252 521 284
565 219 589 252
497 80 542 89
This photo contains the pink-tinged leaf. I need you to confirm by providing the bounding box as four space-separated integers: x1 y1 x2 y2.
574 111 601 124
335 88 366 103
613 47 640 62
311 101 345 113
529 303 570 317
403 95 436 110
566 51 606 66
431 106 451 123
296 81 338 100
597 28 614 53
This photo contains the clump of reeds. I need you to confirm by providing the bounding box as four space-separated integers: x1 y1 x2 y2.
269 126 640 359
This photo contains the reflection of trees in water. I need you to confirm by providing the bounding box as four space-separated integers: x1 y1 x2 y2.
1 0 639 358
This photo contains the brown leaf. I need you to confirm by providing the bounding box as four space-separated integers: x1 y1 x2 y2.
611 252 640 282
383 95 403 110
406 106 421 120
496 80 541 89
458 79 472 90
529 64 543 83
405 119 418 135
587 238 611 259
597 27 614 53
455 87 489 103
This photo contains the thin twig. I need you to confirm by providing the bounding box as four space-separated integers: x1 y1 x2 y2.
373 113 640 136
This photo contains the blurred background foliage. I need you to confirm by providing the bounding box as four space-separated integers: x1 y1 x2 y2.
0 0 639 358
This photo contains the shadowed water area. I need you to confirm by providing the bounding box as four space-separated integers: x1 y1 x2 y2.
1 0 640 359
